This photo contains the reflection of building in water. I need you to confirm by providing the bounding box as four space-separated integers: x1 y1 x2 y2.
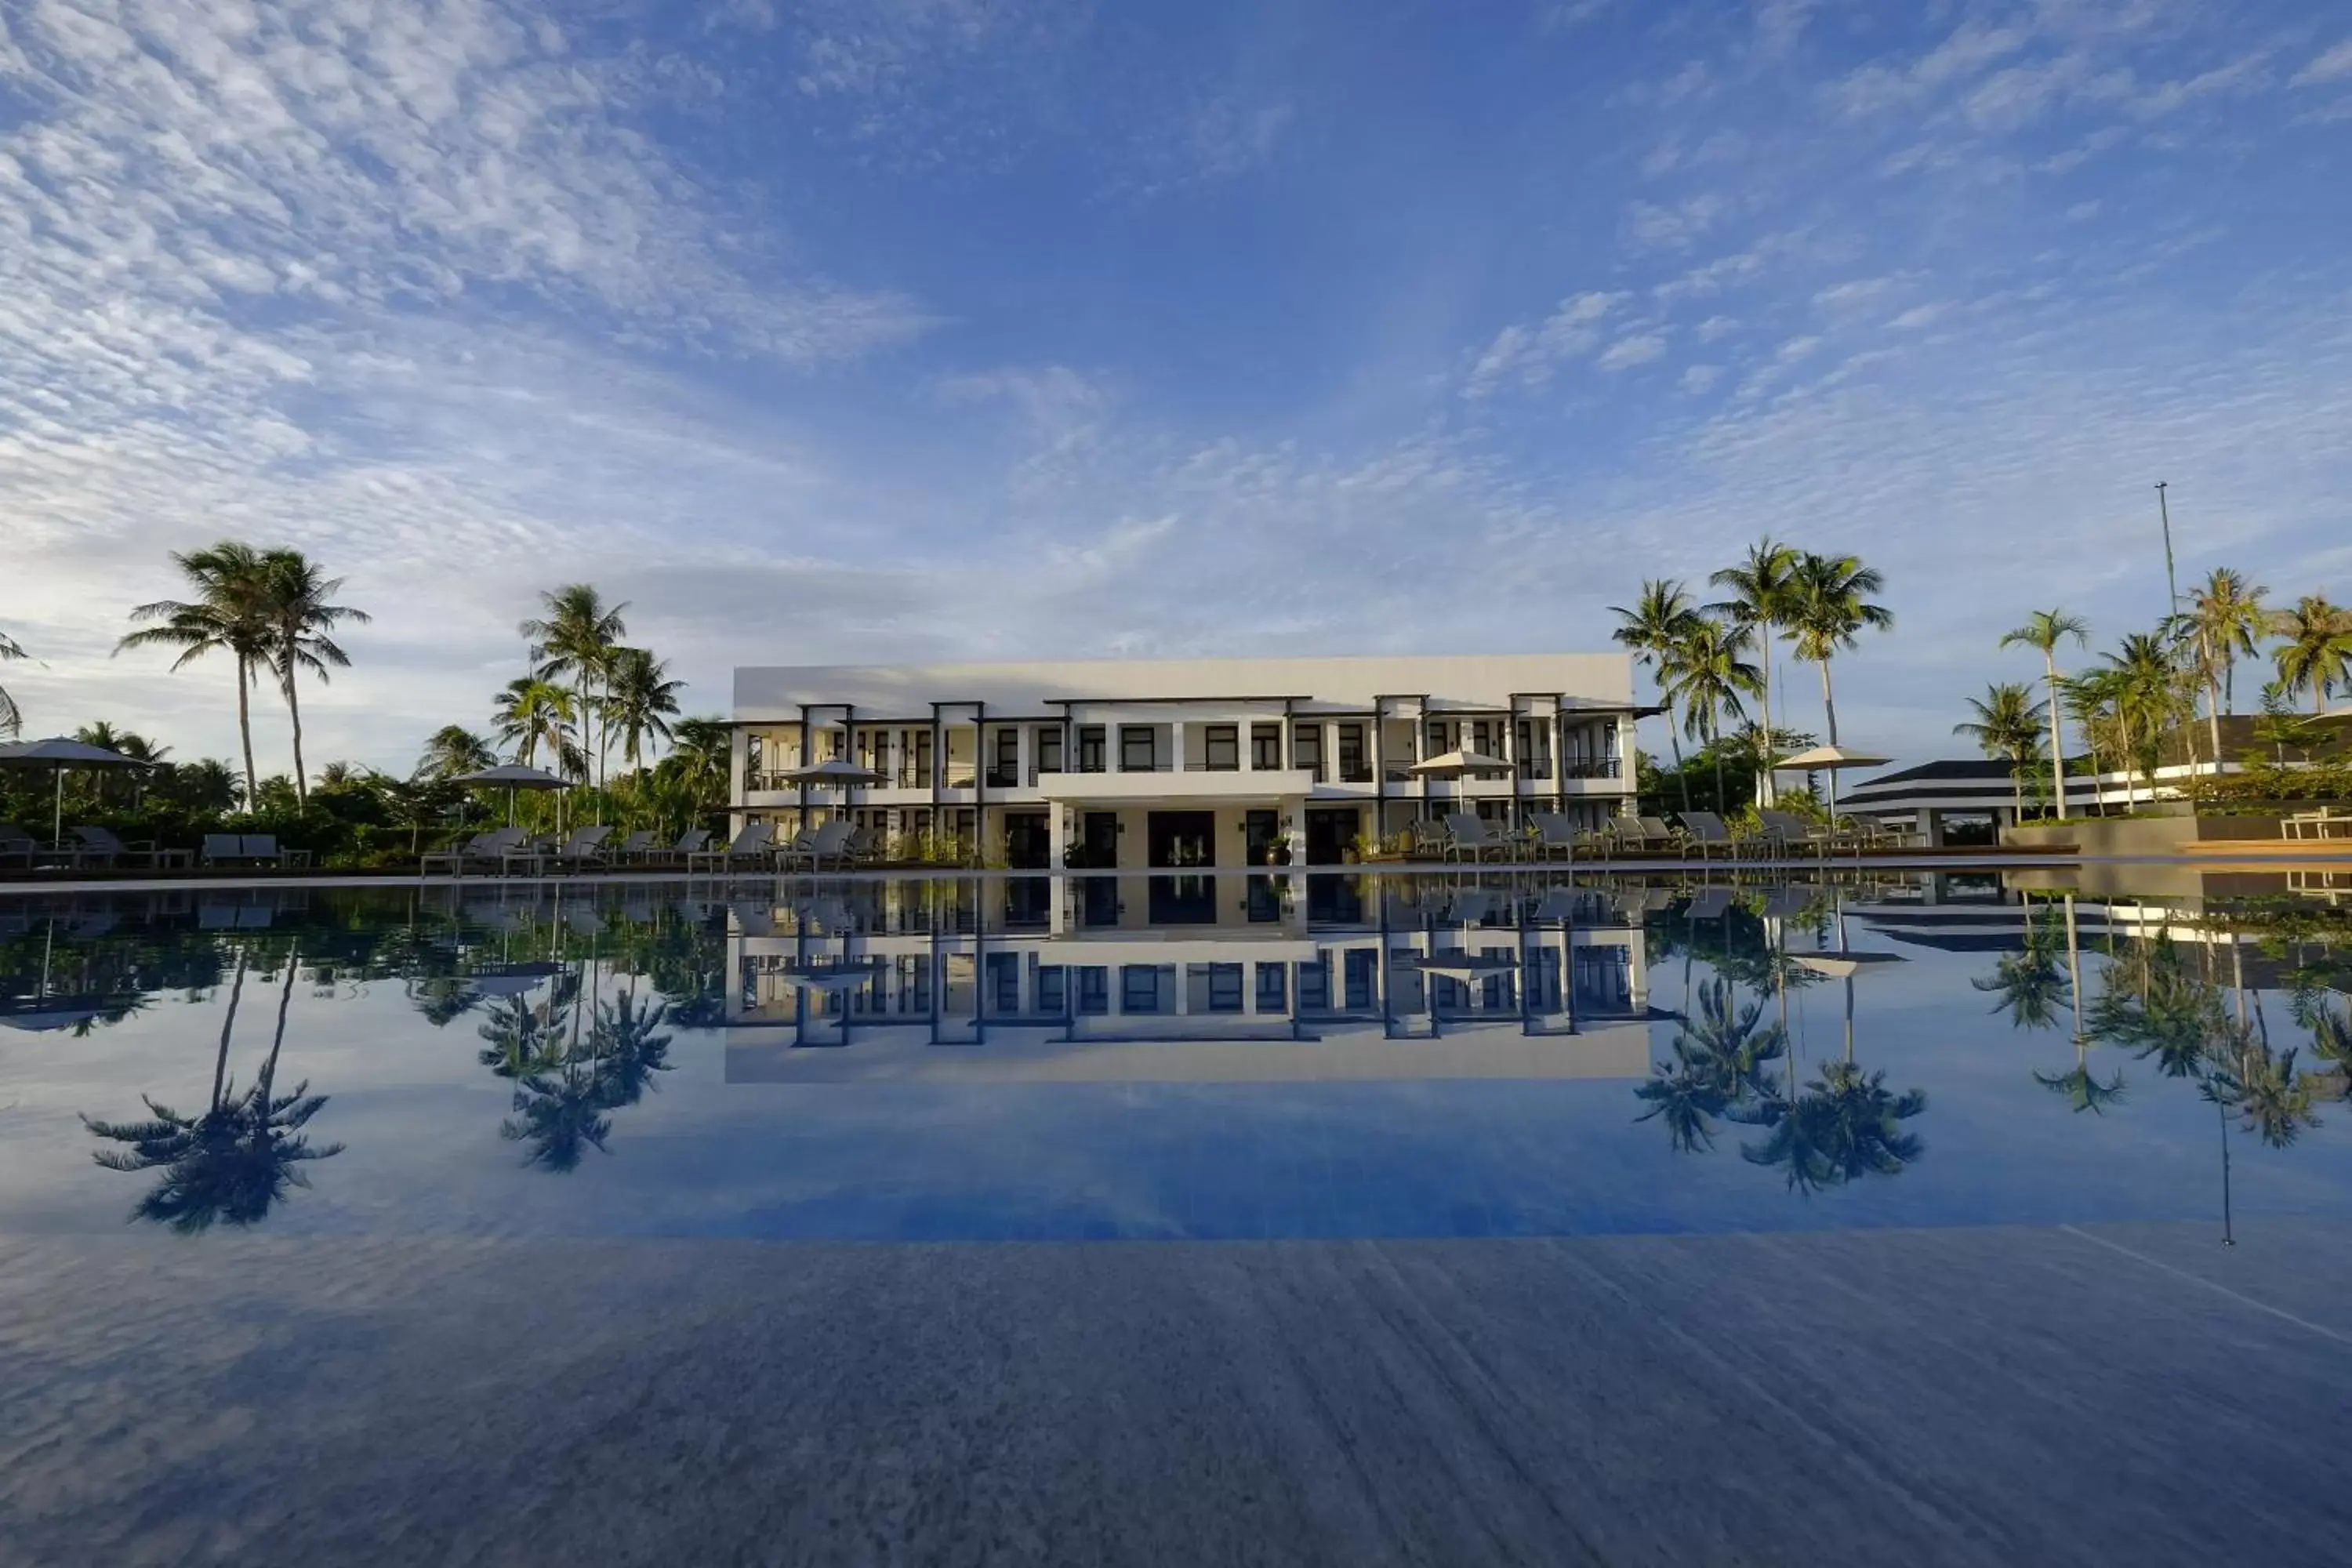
724 873 1660 1083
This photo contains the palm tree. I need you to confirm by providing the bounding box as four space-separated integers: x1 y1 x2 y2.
117 542 275 806
1974 942 2069 1031
0 628 28 739
1733 1060 1926 1194
2270 594 2352 716
603 647 684 772
520 586 629 788
419 724 498 779
1708 539 1802 804
493 677 585 776
1786 552 1893 746
1999 610 2090 821
1610 579 1705 813
2177 568 2269 767
256 549 369 811
1658 615 1763 813
2103 631 2188 803
1634 975 1787 1152
1952 682 2045 819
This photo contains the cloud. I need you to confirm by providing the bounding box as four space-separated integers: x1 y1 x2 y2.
2289 40 2352 89
1462 291 1631 397
1679 364 1723 394
1626 193 1730 250
1598 332 1668 372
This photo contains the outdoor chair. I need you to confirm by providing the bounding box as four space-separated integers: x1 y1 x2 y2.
0 824 37 869
528 825 612 874
420 827 524 877
1528 813 1581 861
1636 816 1686 853
201 833 245 868
688 822 775 875
1756 810 1833 861
779 820 856 873
608 830 658 862
1408 818 1451 861
1443 812 1507 863
70 826 187 870
1675 811 1740 861
238 835 310 869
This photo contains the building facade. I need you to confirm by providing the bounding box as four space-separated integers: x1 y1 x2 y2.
730 653 1639 867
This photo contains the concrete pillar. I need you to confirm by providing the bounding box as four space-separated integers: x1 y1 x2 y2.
1923 808 1947 848
1048 799 1069 869
1169 720 1186 775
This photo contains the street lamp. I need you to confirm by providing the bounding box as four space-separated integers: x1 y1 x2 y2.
2155 481 2180 613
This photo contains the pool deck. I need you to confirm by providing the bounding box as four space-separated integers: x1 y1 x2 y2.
6 1218 2349 1565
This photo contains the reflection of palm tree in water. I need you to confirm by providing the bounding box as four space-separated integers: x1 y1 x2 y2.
498 962 674 1172
1978 893 2123 1113
1733 1061 1926 1194
1635 975 1785 1152
82 946 343 1232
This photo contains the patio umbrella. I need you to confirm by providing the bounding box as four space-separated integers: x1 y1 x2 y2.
454 764 572 829
1407 750 1515 779
0 737 151 845
1769 743 1894 815
780 758 883 785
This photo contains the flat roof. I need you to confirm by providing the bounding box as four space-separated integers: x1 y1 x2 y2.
735 652 1633 720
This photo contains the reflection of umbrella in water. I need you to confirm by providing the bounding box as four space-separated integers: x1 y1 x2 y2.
1 999 113 1032
1410 952 1520 982
1791 949 1907 1062
0 737 153 844
779 758 884 786
454 764 573 829
470 961 562 998
773 962 884 995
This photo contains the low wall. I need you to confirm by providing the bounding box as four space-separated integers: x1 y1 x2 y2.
2002 815 2281 855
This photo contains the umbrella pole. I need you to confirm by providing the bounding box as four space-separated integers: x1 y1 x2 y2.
53 765 64 846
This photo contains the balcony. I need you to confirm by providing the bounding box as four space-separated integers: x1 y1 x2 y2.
1562 757 1623 779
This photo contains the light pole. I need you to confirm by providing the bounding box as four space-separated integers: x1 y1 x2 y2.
2154 481 2180 614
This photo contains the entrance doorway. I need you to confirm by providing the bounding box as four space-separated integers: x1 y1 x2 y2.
1003 811 1051 869
1146 811 1216 868
1243 809 1284 866
1305 807 1361 866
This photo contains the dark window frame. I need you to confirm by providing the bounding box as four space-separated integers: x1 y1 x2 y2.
1120 725 1158 772
1077 725 1106 774
1203 724 1240 771
1250 723 1283 771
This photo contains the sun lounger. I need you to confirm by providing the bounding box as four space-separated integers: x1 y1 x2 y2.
609 829 659 862
0 824 37 869
1674 811 1740 861
1443 812 1512 863
688 822 774 875
514 824 612 874
420 827 524 877
778 819 856 872
1528 813 1582 861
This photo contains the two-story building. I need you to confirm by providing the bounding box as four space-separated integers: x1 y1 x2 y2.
730 653 1639 867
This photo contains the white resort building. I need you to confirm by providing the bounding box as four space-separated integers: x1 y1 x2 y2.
729 653 1640 867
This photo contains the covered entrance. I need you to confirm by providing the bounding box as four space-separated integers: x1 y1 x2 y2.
1003 811 1051 870
1147 811 1216 868
1305 807 1361 866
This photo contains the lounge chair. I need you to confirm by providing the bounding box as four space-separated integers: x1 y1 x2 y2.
71 826 190 869
609 829 659 862
1443 812 1512 863
779 820 856 872
1756 809 1834 861
238 834 310 869
688 822 775 875
514 824 612 874
420 827 524 877
0 824 37 869
1528 813 1582 861
1407 818 1450 861
1675 811 1740 861
1638 816 1684 851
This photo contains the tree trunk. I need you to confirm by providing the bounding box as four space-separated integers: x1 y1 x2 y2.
211 952 248 1113
1668 724 1692 813
1817 657 1839 746
2044 650 2067 821
2201 630 2222 777
234 655 258 812
1756 643 1777 808
285 664 309 811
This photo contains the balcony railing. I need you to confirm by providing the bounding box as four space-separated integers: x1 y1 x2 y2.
984 767 1021 789
1562 757 1624 779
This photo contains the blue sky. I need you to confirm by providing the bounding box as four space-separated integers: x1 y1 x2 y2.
4 0 2350 772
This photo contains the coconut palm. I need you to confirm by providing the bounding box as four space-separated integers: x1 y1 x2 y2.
1975 942 2069 1031
1610 579 1705 813
2205 1028 2319 1149
2032 1040 2126 1115
1786 552 1893 746
1999 609 2090 821
520 586 629 788
2176 568 2270 766
1659 615 1763 813
1708 539 1802 804
1635 975 1786 1152
0 628 28 739
1952 682 2045 818
494 677 586 778
2103 631 2190 802
256 549 369 811
603 647 684 771
419 724 499 779
117 542 276 806
2270 594 2352 716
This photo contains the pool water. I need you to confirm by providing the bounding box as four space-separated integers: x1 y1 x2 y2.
6 868 2350 1564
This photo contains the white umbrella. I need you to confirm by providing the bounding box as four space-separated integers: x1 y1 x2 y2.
0 737 152 845
1408 750 1515 779
780 758 882 785
772 961 884 993
455 764 572 829
1769 743 1894 815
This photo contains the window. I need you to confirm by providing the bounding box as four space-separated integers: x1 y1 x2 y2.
1255 962 1287 1012
1338 724 1368 782
1036 727 1063 774
1516 719 1549 779
988 727 1020 787
987 952 1020 1014
1425 718 1451 757
1076 966 1109 1015
1203 724 1240 771
1251 723 1283 770
1078 725 1106 773
903 728 933 788
1036 964 1065 1013
1293 724 1323 780
1345 949 1378 1011
1297 957 1330 1012
1203 964 1243 1013
1472 720 1494 757
1120 725 1157 772
1120 964 1164 1013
